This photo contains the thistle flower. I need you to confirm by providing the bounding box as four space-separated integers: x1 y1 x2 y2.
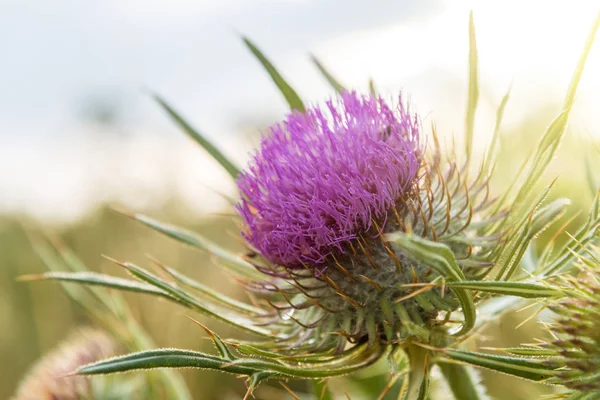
235 90 499 347
21 12 600 400
12 328 117 400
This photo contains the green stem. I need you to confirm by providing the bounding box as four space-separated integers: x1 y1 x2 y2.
439 362 482 400
406 344 429 400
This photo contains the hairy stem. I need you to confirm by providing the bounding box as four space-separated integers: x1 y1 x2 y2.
439 362 482 400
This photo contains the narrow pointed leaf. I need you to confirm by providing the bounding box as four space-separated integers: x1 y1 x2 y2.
154 95 239 179
157 260 263 314
118 261 275 337
511 12 599 210
465 11 479 161
445 281 563 298
311 54 346 93
124 212 263 278
243 36 305 112
441 349 560 382
76 349 272 377
484 88 510 174
19 271 173 299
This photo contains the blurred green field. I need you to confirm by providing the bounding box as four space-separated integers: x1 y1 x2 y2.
1 102 598 399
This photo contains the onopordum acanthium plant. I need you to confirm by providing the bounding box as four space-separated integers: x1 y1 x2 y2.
19 11 600 400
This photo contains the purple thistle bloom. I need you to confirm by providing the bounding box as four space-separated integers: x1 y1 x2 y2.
237 91 420 268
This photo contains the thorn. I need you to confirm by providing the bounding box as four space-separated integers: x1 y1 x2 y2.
280 382 300 400
100 254 128 268
184 315 216 339
16 274 45 282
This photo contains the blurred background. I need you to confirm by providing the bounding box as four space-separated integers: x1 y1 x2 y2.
1 0 599 398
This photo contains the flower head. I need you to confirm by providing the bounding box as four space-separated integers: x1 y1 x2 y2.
13 328 117 400
235 91 500 346
543 262 600 393
237 91 420 268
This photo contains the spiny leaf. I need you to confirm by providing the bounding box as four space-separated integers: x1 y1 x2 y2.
311 54 346 93
487 347 557 357
511 11 599 211
385 233 475 335
18 271 173 299
76 349 271 377
465 10 479 161
484 87 510 175
153 258 262 315
495 197 570 281
121 211 263 279
445 281 563 298
153 94 240 179
542 190 600 275
222 343 386 378
440 349 560 382
243 36 305 112
113 259 275 337
185 316 236 361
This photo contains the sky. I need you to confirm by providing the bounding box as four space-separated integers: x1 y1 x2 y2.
0 0 599 222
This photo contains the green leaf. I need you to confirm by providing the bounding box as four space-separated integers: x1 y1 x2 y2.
122 211 263 279
465 11 479 161
185 316 237 361
446 280 563 298
154 259 262 315
440 349 560 382
491 347 557 357
18 271 174 299
541 191 600 275
311 54 346 93
224 343 387 379
369 78 377 96
76 348 271 377
484 88 510 175
495 197 570 281
243 36 305 112
153 94 240 179
115 260 276 337
510 11 599 212
439 363 484 400
385 233 475 335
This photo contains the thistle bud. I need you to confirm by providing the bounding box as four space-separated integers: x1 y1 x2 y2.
544 276 600 393
12 328 117 400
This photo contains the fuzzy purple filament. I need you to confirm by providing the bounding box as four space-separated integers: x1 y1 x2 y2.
237 91 420 268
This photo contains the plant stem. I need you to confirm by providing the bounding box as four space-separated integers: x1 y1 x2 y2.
406 344 428 400
439 362 482 400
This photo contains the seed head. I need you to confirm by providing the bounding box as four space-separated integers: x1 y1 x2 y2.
12 328 117 400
